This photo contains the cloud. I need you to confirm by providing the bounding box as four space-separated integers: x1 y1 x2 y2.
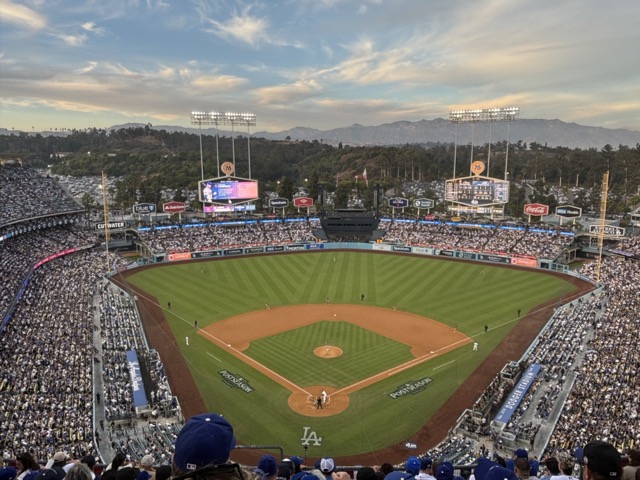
253 79 324 105
81 21 107 35
0 0 47 30
191 73 249 91
75 62 97 74
204 5 269 47
52 32 88 46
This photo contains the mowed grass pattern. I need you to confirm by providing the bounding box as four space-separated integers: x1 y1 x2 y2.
126 251 577 456
246 321 413 388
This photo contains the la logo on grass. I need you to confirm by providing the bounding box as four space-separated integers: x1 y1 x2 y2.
301 426 322 446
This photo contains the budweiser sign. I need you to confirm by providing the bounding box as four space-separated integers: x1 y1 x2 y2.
524 203 549 216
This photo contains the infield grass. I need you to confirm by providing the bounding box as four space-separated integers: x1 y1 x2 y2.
125 251 577 457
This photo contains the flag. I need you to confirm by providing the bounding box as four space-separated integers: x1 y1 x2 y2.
363 168 368 187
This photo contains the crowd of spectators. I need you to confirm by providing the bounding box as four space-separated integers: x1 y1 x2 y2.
137 219 320 254
0 163 82 226
380 220 572 260
546 253 640 453
0 250 123 461
0 225 95 318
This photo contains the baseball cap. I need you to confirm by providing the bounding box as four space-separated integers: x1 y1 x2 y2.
289 457 304 467
406 457 420 476
420 458 433 470
173 413 236 471
320 458 336 474
473 458 499 480
514 449 528 459
582 441 622 478
140 455 155 468
53 452 68 462
436 463 454 480
484 466 518 480
384 472 413 480
0 466 17 480
256 455 277 478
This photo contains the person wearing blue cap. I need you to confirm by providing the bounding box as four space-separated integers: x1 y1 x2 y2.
170 413 249 480
255 455 278 480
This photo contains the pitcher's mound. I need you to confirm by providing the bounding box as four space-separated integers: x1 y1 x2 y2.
314 345 343 358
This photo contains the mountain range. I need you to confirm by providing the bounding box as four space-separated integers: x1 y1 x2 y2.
3 118 639 150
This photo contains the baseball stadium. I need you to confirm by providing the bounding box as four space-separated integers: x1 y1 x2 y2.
1 161 639 480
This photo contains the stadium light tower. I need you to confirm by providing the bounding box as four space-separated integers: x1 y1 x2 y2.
191 111 214 180
449 107 519 178
213 112 257 178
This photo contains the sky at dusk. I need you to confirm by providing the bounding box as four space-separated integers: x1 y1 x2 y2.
1 0 639 133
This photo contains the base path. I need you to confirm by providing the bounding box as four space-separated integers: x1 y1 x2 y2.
199 304 470 416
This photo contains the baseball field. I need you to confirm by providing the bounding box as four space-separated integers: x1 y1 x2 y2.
121 251 586 463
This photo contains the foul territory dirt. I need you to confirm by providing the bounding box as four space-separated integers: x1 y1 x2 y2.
114 260 593 466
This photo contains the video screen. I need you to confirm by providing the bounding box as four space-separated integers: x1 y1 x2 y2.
445 177 509 206
199 180 259 203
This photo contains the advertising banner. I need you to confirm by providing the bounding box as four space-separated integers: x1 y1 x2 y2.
495 364 541 423
126 350 149 410
511 256 538 267
477 253 510 264
168 252 191 261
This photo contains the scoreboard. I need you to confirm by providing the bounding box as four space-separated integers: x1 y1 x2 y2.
198 176 258 205
445 176 509 206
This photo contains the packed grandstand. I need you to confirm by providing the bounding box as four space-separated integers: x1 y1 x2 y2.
1 163 638 476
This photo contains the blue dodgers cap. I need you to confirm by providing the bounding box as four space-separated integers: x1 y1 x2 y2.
473 458 499 480
484 466 518 480
384 472 414 480
256 455 277 478
406 457 421 475
436 462 454 480
173 413 236 471
420 458 433 470
289 457 304 467
514 449 528 459
0 467 17 480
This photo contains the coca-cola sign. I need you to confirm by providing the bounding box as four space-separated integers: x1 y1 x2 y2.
523 203 549 216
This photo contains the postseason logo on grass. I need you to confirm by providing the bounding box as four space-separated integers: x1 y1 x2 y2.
219 370 254 393
389 377 433 399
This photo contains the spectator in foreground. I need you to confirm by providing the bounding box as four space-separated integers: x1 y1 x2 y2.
579 441 622 480
170 413 251 480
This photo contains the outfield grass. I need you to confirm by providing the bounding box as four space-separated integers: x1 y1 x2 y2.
126 251 577 457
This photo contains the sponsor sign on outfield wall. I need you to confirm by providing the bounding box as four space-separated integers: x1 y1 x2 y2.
589 224 625 236
477 253 510 264
511 256 538 267
168 252 191 261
